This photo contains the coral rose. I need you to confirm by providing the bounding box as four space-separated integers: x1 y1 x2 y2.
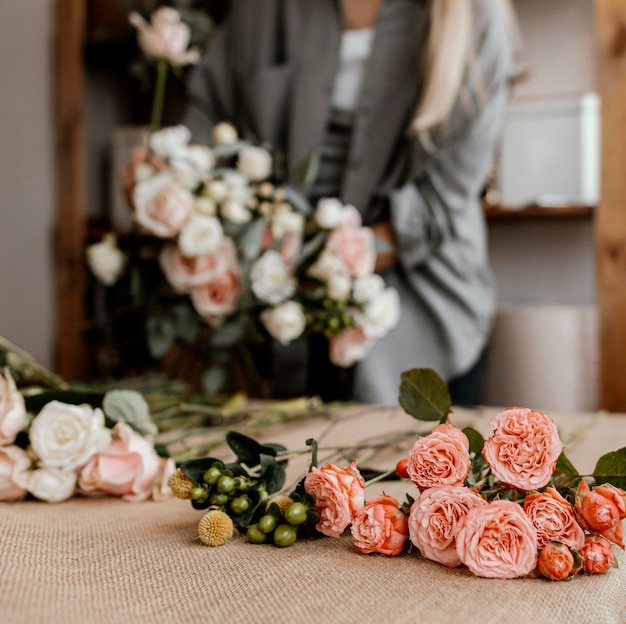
351 495 408 556
523 486 585 550
408 485 487 567
575 480 626 548
456 500 538 579
304 461 365 538
407 424 471 490
325 224 376 277
482 407 562 490
580 535 616 574
537 542 580 581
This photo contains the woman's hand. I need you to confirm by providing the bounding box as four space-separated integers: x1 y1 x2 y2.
370 221 398 273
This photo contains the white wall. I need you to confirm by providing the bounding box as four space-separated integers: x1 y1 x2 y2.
0 1 56 367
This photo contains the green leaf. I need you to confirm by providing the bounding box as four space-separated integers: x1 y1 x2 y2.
259 454 287 494
238 217 267 261
23 388 105 415
226 431 281 465
171 304 200 344
293 231 326 269
283 186 313 215
555 452 579 477
146 314 176 358
180 457 220 484
212 141 249 160
102 389 157 437
202 365 228 397
292 151 320 190
462 427 485 456
398 368 451 422
210 319 245 348
593 447 626 490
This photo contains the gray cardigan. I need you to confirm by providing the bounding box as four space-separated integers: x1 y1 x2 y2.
184 0 514 404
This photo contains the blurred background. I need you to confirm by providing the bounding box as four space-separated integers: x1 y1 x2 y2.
0 0 616 412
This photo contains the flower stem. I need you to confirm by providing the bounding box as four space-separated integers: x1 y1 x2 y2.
363 469 396 488
150 60 169 134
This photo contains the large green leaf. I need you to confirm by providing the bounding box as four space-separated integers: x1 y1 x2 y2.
226 431 281 465
462 427 484 456
398 368 451 422
593 447 626 490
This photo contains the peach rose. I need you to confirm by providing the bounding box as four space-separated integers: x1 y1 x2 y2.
329 327 373 368
159 238 237 291
523 486 585 550
0 368 27 446
408 485 487 567
482 407 562 490
304 461 365 537
0 445 31 501
190 268 241 325
78 422 162 501
407 424 471 490
456 500 538 579
575 480 626 548
580 535 616 574
325 224 376 277
351 495 408 556
537 541 580 581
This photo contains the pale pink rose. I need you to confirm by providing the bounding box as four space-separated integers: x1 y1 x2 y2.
575 480 626 548
325 225 376 277
407 424 471 490
482 407 563 490
0 445 31 501
129 8 200 67
190 268 241 325
261 225 302 264
537 541 579 581
132 172 194 238
523 486 585 550
0 368 27 446
456 500 538 579
580 535 616 574
159 237 237 291
408 485 487 567
304 461 365 537
78 421 162 502
152 457 176 501
329 327 373 368
351 495 408 556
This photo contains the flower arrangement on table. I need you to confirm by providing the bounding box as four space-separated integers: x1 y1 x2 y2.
87 7 400 395
170 368 626 582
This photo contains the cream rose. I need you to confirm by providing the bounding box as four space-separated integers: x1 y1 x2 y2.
86 233 126 286
20 466 78 503
29 401 111 471
327 273 352 302
352 274 385 303
133 171 194 237
148 125 192 159
236 145 273 182
271 210 304 240
178 214 224 257
0 368 27 446
203 179 229 203
261 301 306 345
315 197 344 229
356 287 401 339
220 200 252 224
0 445 31 501
307 249 347 283
212 122 238 145
250 250 296 305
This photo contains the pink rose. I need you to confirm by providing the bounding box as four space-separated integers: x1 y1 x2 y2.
407 424 471 490
351 495 408 556
482 407 562 490
537 541 580 581
159 238 237 291
304 461 365 537
78 422 162 501
456 500 538 579
190 268 241 325
329 327 373 368
0 369 27 446
152 457 176 501
133 171 194 238
325 225 376 277
261 226 302 264
523 486 585 550
575 480 626 548
580 535 616 574
0 445 31 501
408 485 487 567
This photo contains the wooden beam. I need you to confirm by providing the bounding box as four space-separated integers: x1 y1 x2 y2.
55 0 87 380
595 0 626 411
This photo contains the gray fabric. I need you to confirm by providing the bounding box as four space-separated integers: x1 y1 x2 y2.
183 0 513 404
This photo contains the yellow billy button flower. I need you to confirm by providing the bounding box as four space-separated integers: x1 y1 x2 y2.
266 495 294 514
168 468 193 500
197 510 234 547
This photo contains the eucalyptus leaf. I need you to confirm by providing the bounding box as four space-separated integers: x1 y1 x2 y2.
211 142 248 160
102 389 157 437
398 368 451 422
172 304 200 344
238 217 267 261
293 151 320 190
210 320 245 348
593 447 626 490
226 431 281 465
202 365 229 397
146 314 176 358
283 186 313 215
293 231 326 268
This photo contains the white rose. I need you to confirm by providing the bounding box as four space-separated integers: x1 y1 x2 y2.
194 196 217 216
327 273 352 302
19 466 77 503
187 145 215 177
0 368 27 446
134 162 155 183
204 179 229 203
178 214 224 257
357 287 401 339
352 274 385 303
307 249 347 283
0 445 31 501
271 211 304 240
250 250 296 305
148 125 191 159
261 301 306 345
133 171 194 237
86 233 126 286
237 146 273 182
222 169 249 189
29 401 111 471
212 122 238 145
220 200 252 224
315 197 344 229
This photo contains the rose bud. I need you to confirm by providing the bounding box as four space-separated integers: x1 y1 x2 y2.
537 542 580 581
580 535 616 574
575 480 626 548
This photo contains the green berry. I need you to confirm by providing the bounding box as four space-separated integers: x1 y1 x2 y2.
284 502 308 526
273 524 297 548
190 486 207 501
258 489 269 505
203 467 222 485
217 475 235 494
246 524 267 544
209 491 229 506
258 514 278 534
230 495 251 515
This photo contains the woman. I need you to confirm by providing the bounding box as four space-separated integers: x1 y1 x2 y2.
183 0 517 405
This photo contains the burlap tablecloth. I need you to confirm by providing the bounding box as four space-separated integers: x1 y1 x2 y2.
1 405 625 624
